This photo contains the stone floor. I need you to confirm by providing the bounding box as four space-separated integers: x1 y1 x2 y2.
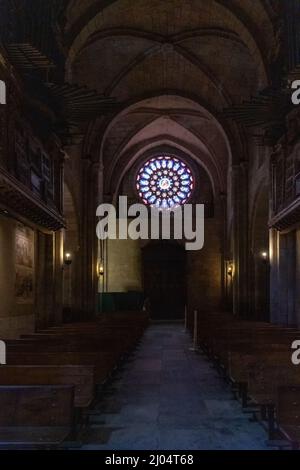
81 324 272 450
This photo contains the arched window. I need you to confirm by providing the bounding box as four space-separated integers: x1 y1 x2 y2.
136 155 194 209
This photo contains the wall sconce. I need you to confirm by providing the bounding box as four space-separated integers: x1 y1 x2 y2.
98 261 104 277
64 252 73 266
261 251 268 261
227 263 233 277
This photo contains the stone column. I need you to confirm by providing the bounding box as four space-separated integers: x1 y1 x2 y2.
35 231 47 329
296 228 300 327
35 231 56 328
232 162 249 317
219 193 227 305
269 227 280 324
97 161 104 297
53 229 64 325
79 159 99 319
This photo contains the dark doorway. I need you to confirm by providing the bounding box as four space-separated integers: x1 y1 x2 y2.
142 242 186 320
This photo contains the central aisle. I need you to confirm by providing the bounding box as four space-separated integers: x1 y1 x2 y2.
82 324 270 450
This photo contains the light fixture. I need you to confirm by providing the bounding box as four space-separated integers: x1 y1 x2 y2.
98 261 104 277
261 251 268 260
227 262 233 277
64 252 72 266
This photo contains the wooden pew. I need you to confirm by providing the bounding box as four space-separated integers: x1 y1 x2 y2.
0 365 94 409
6 351 117 386
245 362 300 437
277 386 300 450
227 346 292 383
192 310 300 442
21 329 141 350
0 312 148 448
0 385 74 449
225 348 291 409
211 327 297 364
6 336 133 354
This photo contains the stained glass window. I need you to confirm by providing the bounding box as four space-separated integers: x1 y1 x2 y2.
136 155 194 209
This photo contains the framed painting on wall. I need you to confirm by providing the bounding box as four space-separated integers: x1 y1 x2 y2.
15 224 35 304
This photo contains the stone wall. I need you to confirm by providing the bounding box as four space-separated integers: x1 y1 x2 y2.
186 214 223 314
105 220 143 293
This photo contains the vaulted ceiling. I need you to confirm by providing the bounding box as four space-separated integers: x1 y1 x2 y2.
65 0 278 92
100 95 230 195
62 0 280 195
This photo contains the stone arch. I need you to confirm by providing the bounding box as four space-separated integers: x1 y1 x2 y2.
97 93 234 166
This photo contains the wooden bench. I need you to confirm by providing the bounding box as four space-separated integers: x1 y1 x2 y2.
192 310 300 445
20 330 139 350
0 385 74 449
244 362 300 437
0 312 148 448
225 349 291 408
0 365 94 409
277 386 300 450
6 351 118 385
6 336 133 355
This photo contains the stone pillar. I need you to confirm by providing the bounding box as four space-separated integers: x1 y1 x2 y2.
232 162 249 317
53 229 64 325
296 228 300 327
79 159 99 319
98 161 104 203
35 231 47 329
219 193 227 305
97 161 104 297
269 227 280 324
284 0 300 72
35 231 59 328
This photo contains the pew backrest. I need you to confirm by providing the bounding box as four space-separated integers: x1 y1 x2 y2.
0 385 74 427
0 365 94 408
